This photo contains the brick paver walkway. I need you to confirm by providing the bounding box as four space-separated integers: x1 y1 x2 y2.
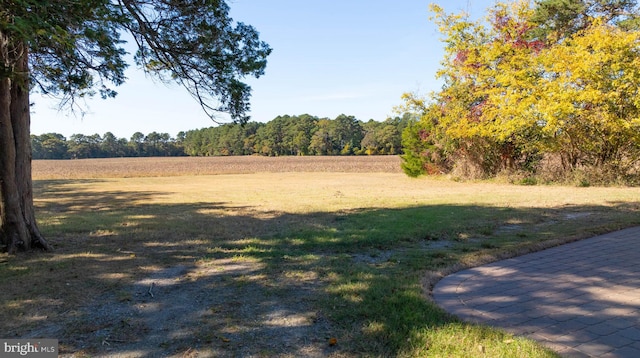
433 227 640 357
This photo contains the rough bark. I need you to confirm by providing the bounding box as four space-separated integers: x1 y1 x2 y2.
0 33 51 253
12 43 50 251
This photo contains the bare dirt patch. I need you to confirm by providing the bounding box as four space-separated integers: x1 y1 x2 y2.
32 155 402 179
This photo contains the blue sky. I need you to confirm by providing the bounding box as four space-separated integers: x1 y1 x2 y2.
31 0 496 139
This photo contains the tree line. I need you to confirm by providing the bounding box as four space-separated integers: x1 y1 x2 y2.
402 0 640 185
31 113 415 159
31 132 186 159
183 114 414 157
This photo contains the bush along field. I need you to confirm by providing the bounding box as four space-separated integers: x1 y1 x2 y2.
401 2 640 187
2 156 639 357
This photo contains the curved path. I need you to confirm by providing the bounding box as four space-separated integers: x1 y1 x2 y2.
433 227 640 358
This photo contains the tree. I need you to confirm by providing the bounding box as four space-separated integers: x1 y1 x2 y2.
101 131 126 157
403 1 640 181
67 133 103 158
254 114 318 156
361 120 383 155
0 1 271 253
144 131 163 156
333 114 364 155
530 0 640 40
129 131 145 156
534 19 640 173
256 118 286 156
428 2 546 176
362 116 409 155
290 114 318 156
399 95 452 177
31 133 68 159
309 119 336 155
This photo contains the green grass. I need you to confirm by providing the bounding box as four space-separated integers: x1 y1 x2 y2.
2 169 639 356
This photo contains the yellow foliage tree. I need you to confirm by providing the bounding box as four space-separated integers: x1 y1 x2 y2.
430 1 545 175
401 1 640 183
535 20 640 173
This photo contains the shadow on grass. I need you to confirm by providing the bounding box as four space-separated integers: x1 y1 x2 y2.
0 180 638 357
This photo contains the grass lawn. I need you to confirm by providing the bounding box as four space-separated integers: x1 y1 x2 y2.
2 156 639 357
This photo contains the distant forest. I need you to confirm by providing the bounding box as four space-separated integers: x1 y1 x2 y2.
31 114 415 159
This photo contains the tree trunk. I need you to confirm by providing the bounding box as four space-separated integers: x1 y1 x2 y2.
0 33 51 253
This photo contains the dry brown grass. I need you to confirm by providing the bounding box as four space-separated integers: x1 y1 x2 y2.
32 156 403 179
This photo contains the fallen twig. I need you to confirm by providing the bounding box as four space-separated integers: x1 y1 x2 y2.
148 282 155 298
102 336 128 346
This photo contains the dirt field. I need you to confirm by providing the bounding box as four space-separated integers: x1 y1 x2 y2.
33 156 403 179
